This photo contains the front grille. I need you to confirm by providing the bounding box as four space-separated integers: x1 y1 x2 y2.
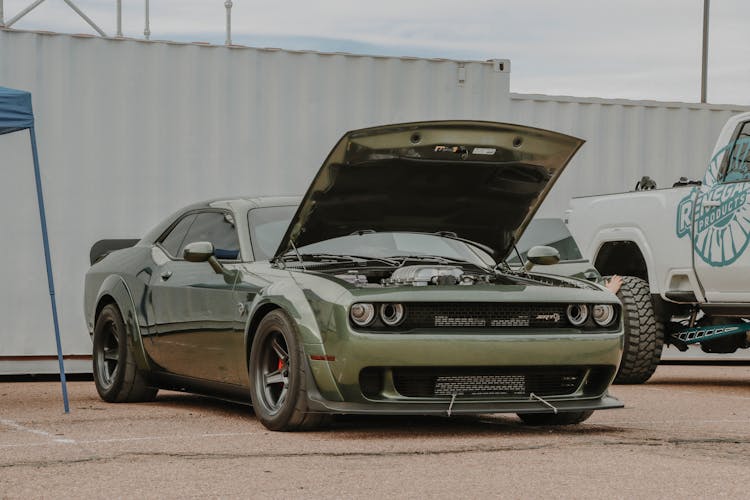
392 366 585 398
401 303 570 329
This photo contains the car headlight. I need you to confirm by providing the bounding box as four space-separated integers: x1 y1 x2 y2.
592 304 616 327
566 304 589 326
350 303 376 326
379 303 405 326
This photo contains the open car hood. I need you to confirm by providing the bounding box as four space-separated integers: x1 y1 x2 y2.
274 121 584 260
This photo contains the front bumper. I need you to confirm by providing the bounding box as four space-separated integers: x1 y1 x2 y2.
306 377 623 415
303 327 624 414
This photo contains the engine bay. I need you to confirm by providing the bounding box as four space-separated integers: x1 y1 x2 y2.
326 264 578 288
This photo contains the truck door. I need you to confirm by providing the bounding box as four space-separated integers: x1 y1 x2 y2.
692 120 750 302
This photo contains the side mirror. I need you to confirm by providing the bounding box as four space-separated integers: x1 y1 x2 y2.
183 241 240 283
524 245 560 271
183 241 214 262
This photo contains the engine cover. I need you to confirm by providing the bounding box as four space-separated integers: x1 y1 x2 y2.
385 265 466 286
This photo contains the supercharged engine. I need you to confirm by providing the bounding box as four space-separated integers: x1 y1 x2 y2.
383 265 487 286
334 265 492 287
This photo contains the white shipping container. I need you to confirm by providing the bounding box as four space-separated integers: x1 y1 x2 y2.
512 94 750 217
2 29 749 373
0 29 510 373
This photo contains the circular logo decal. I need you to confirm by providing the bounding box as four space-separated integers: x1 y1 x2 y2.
676 138 750 267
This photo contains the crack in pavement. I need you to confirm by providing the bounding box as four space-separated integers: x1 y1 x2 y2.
2 436 749 469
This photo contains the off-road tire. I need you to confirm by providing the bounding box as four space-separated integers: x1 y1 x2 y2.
517 411 594 426
249 309 328 431
93 304 158 402
611 275 664 384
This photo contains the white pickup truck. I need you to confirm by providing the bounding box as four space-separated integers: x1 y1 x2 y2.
567 111 750 383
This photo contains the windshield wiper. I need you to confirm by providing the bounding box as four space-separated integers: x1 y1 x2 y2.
281 253 398 266
388 254 470 266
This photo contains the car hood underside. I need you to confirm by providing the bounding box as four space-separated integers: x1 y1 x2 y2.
275 121 584 260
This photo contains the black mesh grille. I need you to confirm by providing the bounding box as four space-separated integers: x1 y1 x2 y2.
401 303 570 329
392 366 585 398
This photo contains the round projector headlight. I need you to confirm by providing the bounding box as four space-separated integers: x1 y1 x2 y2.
350 303 375 326
380 303 405 326
566 304 589 326
592 304 616 327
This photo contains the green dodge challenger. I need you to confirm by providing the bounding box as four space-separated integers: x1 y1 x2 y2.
84 121 624 431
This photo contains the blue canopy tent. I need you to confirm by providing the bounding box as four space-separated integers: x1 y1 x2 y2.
0 86 69 412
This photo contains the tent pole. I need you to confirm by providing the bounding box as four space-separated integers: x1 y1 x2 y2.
29 126 70 414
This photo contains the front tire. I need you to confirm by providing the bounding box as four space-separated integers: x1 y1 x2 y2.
93 304 157 402
612 276 664 384
517 411 593 426
249 309 326 431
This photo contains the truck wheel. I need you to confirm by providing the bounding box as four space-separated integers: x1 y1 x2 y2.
93 304 158 402
517 411 593 426
611 276 664 384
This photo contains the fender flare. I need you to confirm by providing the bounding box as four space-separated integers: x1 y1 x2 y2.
94 275 151 371
242 281 346 402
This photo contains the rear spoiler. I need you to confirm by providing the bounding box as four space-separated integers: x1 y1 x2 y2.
90 239 140 265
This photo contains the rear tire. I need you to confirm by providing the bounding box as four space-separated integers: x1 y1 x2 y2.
249 310 327 431
517 411 593 426
93 304 157 402
611 276 664 384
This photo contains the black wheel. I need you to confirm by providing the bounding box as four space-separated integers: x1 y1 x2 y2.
611 276 664 384
517 411 594 426
249 309 326 431
93 304 157 402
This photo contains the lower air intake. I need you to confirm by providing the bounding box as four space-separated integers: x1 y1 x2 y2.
434 374 526 396
392 367 585 398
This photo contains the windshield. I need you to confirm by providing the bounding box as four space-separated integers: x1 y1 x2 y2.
507 218 583 265
248 205 494 266
248 205 298 261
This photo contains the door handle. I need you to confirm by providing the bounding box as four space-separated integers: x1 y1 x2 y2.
702 199 720 207
160 271 172 281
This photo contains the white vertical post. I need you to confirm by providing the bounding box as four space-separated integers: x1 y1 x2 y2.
225 1 233 46
0 0 5 27
116 0 122 37
144 0 150 40
700 0 710 103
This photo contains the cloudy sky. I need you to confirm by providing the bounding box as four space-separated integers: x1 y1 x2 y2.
4 0 749 105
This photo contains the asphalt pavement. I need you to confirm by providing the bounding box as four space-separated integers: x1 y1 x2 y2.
1 364 748 499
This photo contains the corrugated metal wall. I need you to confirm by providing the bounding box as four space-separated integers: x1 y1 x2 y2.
0 29 510 369
510 94 750 217
3 28 750 372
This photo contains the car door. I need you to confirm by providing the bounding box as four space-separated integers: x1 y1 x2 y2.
148 210 247 384
692 120 750 301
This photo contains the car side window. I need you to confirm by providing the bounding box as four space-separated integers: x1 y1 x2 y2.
723 121 750 183
159 214 197 258
179 211 241 261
